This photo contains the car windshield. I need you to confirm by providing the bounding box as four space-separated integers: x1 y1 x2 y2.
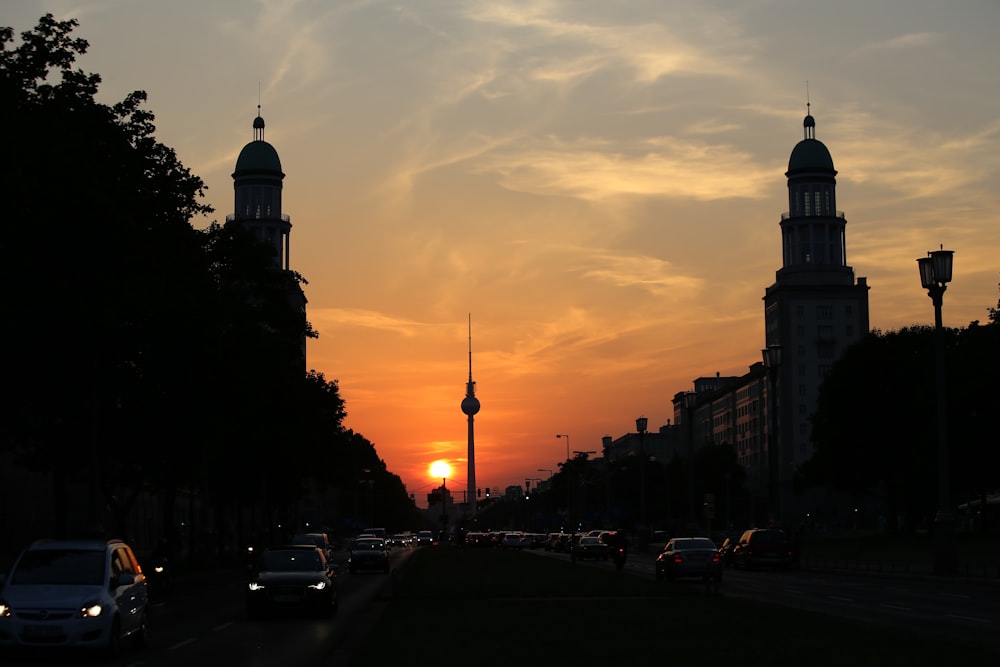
261 550 323 572
753 530 787 543
354 539 384 550
580 537 601 545
11 549 106 586
292 535 325 548
674 538 717 551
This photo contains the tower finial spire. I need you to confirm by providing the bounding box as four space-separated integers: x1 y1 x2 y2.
803 82 815 141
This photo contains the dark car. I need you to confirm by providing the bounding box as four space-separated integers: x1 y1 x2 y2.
655 537 722 583
291 532 334 562
348 537 390 574
732 528 793 570
246 545 338 618
571 536 610 561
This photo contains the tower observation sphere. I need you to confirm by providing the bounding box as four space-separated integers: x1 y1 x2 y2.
461 394 480 415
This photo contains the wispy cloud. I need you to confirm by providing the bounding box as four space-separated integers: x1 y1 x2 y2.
473 136 774 200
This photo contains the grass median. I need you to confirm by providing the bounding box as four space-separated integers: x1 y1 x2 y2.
346 546 997 665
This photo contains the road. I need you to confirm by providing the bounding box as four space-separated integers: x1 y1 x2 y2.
0 545 417 667
532 546 1000 651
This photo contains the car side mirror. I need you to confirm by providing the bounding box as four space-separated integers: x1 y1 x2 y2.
115 573 139 588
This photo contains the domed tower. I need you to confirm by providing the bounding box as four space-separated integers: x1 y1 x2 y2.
461 315 481 514
229 108 307 371
230 107 291 270
762 106 870 520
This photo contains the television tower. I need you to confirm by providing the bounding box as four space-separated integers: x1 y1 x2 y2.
460 315 481 513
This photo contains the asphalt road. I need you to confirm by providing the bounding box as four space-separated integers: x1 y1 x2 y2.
0 545 418 667
530 546 1000 651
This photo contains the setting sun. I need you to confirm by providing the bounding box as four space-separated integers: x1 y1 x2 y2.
429 460 452 480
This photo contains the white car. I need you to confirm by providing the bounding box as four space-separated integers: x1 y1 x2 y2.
0 538 149 657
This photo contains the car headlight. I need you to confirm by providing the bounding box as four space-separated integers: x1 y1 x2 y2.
0 599 11 617
79 602 103 618
248 581 266 591
308 581 327 591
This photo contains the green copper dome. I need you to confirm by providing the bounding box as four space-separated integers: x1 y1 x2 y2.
235 140 283 174
788 138 834 172
787 113 834 173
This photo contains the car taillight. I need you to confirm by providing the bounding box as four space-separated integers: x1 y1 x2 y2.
673 554 684 564
712 553 720 563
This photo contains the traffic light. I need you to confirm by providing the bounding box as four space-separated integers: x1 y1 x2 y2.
485 487 491 497
477 488 482 497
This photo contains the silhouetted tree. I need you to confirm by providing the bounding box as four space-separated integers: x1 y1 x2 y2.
805 291 1000 533
0 14 212 538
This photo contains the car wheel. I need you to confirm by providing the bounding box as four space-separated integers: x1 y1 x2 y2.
131 611 149 649
655 567 664 581
103 617 121 659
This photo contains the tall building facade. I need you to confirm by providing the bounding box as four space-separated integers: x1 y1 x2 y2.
763 109 870 519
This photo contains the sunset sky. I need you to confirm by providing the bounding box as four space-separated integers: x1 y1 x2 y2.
9 1 999 507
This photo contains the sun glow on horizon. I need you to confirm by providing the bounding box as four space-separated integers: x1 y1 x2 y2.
429 460 452 480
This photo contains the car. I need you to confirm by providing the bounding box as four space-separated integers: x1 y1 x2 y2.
348 537 390 574
415 530 434 546
655 537 722 583
388 533 411 548
571 536 610 561
0 538 149 657
291 532 334 562
246 545 338 618
501 532 530 549
731 528 793 570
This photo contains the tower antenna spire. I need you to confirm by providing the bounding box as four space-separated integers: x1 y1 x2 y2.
461 313 481 514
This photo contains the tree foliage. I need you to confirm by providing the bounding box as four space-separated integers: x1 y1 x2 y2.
805 290 1000 532
0 15 408 547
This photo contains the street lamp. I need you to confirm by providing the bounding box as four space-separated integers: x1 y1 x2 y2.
636 416 648 549
762 344 782 526
917 246 957 575
556 434 570 461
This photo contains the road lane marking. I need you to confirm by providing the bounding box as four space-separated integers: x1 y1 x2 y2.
169 638 199 650
879 603 912 611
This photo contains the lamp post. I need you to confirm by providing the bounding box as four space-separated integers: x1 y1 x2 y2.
556 434 570 461
636 416 648 549
683 392 697 531
917 246 957 575
762 344 782 526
